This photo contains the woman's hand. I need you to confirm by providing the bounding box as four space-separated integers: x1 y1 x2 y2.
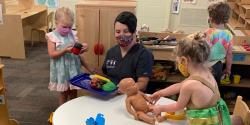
148 91 161 105
149 105 162 116
80 43 88 54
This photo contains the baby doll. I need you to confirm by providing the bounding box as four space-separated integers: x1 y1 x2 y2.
118 78 165 125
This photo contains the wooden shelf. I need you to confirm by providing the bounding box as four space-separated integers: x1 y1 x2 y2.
245 19 250 29
228 18 245 29
240 5 250 19
237 0 250 5
0 86 4 93
150 73 185 83
228 2 236 9
238 15 246 25
220 79 250 88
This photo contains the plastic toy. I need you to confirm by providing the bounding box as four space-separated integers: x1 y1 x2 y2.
71 42 83 55
86 113 105 125
220 74 231 85
118 78 165 125
165 111 185 120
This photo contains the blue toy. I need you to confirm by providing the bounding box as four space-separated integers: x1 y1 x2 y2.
85 113 105 125
86 117 95 125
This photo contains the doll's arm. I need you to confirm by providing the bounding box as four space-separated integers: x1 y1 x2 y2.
126 98 138 119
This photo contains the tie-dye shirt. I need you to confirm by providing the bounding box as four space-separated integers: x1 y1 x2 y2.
205 28 233 65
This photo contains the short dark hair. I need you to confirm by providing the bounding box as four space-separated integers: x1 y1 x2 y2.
114 11 137 34
208 2 231 24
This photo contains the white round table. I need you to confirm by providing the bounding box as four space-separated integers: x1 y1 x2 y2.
53 94 187 125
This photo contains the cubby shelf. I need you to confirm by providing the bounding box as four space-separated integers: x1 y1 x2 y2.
150 73 185 83
236 0 250 5
0 86 3 92
229 1 250 29
220 79 250 88
240 5 250 18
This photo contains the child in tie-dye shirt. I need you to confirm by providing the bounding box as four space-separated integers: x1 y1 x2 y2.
206 2 233 85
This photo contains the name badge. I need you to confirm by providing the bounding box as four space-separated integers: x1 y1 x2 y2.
106 59 117 69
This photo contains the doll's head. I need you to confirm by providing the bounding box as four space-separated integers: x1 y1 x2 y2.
118 78 138 95
175 32 210 77
55 7 74 36
207 2 230 26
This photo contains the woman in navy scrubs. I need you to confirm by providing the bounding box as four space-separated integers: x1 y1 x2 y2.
102 11 154 91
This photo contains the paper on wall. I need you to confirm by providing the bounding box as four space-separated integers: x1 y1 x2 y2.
172 0 180 14
183 0 196 4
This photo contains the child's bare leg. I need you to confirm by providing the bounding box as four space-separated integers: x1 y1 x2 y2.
68 89 77 100
137 111 155 125
59 91 68 106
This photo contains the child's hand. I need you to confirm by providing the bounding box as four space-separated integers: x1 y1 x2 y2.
80 43 88 54
223 69 231 76
149 105 162 116
148 92 161 105
64 45 73 53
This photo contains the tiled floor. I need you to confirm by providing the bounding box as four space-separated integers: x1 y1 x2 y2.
2 43 58 125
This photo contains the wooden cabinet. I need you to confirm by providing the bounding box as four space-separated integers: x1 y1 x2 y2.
0 64 19 125
76 0 136 68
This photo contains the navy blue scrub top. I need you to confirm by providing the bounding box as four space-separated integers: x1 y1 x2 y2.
102 43 154 84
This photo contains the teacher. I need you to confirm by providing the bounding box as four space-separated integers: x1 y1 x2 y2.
102 11 154 91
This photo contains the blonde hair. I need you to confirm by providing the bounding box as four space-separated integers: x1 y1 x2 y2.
175 32 210 64
55 7 74 26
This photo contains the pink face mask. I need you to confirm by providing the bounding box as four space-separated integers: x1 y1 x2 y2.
57 26 71 36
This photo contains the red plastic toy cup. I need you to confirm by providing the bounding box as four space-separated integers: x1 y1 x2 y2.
71 42 83 55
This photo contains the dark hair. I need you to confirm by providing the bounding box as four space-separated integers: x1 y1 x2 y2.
114 11 137 34
208 2 230 24
176 32 210 64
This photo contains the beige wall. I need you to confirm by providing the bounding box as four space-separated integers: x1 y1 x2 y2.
48 0 171 32
48 0 78 28
6 0 225 33
136 0 171 32
169 0 225 33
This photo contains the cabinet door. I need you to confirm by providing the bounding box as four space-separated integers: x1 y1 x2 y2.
0 65 9 125
99 8 135 66
76 7 100 68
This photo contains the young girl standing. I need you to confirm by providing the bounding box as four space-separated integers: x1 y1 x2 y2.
46 7 91 105
148 33 231 125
